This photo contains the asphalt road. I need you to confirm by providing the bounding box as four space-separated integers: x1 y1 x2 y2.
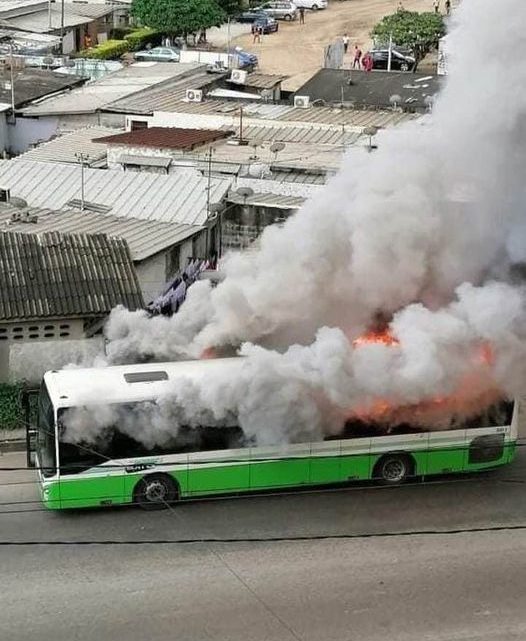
1 448 526 641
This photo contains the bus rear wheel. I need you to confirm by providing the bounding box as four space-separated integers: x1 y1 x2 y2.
374 454 413 485
134 474 178 510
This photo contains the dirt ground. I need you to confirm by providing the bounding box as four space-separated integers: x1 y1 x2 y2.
231 0 443 90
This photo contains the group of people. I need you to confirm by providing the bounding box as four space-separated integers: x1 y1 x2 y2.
342 35 374 72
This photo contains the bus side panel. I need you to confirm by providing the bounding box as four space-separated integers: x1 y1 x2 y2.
58 473 125 508
249 444 310 489
41 480 61 510
339 438 371 481
425 431 466 475
187 449 250 495
310 441 341 484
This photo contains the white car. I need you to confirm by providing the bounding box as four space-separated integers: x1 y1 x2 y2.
294 0 327 9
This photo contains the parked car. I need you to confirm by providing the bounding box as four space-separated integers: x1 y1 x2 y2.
230 47 259 69
251 16 279 34
134 46 180 62
294 0 327 9
259 1 298 21
237 9 268 22
369 47 416 72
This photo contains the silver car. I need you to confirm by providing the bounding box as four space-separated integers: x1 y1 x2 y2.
259 1 298 20
134 46 180 62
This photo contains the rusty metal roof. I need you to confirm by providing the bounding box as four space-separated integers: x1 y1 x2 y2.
0 230 144 322
93 127 233 150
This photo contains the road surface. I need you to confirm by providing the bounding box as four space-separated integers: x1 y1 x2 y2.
1 446 525 641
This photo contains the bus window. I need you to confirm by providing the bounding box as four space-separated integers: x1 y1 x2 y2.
37 383 56 478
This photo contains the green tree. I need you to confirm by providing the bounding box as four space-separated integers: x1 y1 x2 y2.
371 10 445 70
215 0 242 16
131 0 226 38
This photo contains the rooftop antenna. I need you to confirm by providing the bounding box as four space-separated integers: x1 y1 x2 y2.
75 153 90 212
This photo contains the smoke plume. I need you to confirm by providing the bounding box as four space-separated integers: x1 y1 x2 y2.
67 0 526 447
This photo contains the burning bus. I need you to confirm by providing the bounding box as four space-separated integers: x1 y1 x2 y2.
25 338 518 510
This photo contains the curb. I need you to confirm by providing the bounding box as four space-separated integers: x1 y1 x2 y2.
0 439 26 453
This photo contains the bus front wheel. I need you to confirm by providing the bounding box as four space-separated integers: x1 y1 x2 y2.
133 474 178 510
374 454 413 485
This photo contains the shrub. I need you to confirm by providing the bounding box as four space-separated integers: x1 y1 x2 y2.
110 26 135 40
0 383 23 430
80 39 131 60
124 27 163 51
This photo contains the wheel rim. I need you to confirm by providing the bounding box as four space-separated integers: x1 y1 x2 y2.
383 459 406 482
401 64 408 71
144 480 168 503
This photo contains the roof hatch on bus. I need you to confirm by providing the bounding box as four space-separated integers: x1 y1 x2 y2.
124 371 169 383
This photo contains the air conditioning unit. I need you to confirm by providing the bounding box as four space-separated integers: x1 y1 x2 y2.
230 69 247 84
186 89 203 102
294 95 310 109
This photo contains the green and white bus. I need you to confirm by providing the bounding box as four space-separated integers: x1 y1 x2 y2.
26 358 518 510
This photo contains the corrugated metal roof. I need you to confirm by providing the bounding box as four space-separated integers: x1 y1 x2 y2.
269 169 330 185
20 62 202 115
227 191 305 210
229 123 361 145
95 126 232 150
103 69 221 115
232 73 286 89
20 126 116 166
0 204 202 262
2 7 93 33
155 99 415 128
0 159 232 226
0 230 143 322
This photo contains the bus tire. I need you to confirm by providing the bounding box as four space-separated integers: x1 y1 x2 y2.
133 473 179 510
374 454 413 485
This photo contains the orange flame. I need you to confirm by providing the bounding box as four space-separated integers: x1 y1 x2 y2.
200 347 218 360
349 326 498 427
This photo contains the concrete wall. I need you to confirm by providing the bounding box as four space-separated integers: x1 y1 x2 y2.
135 253 166 305
8 116 59 154
0 112 8 156
0 319 84 342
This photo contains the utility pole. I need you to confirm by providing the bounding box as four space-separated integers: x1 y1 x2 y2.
387 32 393 72
8 41 14 114
48 0 52 30
226 17 231 68
60 0 65 55
75 153 89 212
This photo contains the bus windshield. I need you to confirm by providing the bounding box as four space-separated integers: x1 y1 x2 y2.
38 383 56 478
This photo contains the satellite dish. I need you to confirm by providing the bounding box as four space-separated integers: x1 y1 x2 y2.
389 94 402 109
270 142 285 154
236 187 254 200
42 56 54 66
363 126 378 137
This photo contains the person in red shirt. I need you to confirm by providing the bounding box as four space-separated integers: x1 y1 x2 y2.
362 52 373 72
353 45 362 69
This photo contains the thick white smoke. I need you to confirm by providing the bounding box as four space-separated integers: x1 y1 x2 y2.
72 0 526 446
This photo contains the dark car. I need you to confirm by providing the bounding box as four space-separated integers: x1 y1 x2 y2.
370 47 416 72
251 16 279 34
237 9 267 22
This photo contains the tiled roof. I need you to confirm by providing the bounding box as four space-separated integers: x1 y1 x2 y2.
94 127 233 151
0 204 202 262
0 230 144 322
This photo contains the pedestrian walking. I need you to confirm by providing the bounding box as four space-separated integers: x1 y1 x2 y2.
299 6 305 24
253 26 262 44
352 45 362 69
362 52 373 72
433 0 440 14
445 0 451 15
397 1 404 10
342 33 349 54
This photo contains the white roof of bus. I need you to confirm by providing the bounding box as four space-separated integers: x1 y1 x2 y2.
43 357 245 408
